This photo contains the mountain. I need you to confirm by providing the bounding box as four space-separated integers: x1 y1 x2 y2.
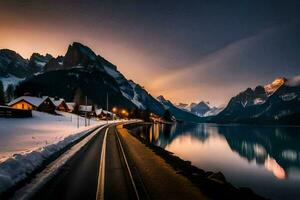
190 101 211 116
14 42 165 116
203 106 225 117
0 50 59 90
211 77 300 124
157 95 202 122
176 101 223 117
0 49 29 78
28 53 54 74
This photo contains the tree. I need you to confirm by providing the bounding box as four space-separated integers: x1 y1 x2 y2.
162 109 173 122
5 84 15 103
0 81 5 105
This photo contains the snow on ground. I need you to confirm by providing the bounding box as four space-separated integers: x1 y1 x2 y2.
0 111 117 193
0 111 103 160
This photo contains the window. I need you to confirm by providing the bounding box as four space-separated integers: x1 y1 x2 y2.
22 104 24 109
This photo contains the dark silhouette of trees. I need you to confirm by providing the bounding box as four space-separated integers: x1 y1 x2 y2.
162 109 173 122
0 81 5 105
5 84 15 103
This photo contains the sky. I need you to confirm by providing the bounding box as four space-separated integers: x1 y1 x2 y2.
0 0 300 106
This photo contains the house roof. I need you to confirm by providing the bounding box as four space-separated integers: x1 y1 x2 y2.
66 102 75 111
95 108 113 116
8 96 50 107
95 108 103 115
50 98 65 107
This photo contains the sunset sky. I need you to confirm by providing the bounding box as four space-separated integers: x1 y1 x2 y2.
1 0 300 106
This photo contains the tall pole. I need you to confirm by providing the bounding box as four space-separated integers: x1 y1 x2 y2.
106 92 108 124
85 96 87 127
77 109 79 128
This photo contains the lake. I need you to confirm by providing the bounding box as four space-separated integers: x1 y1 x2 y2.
129 123 300 200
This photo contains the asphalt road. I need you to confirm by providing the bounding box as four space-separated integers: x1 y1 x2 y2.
31 125 106 200
31 124 140 200
30 123 207 200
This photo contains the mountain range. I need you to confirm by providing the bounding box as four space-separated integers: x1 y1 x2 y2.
210 77 300 124
0 42 201 122
176 101 224 117
0 42 299 124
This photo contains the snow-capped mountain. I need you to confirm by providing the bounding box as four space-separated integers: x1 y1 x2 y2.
28 53 54 74
190 101 211 116
14 42 166 116
157 95 202 122
176 101 223 117
0 49 63 89
264 77 286 96
0 49 29 78
212 76 300 124
203 106 225 117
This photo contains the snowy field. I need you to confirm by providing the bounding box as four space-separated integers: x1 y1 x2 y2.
0 111 121 193
0 111 106 161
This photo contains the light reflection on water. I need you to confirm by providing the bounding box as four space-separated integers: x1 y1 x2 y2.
130 123 300 200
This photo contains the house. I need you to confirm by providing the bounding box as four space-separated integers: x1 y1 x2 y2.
8 96 56 113
95 108 115 120
0 106 32 118
66 102 75 112
50 98 69 112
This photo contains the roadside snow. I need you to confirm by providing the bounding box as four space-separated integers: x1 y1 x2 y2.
0 111 100 160
0 111 116 194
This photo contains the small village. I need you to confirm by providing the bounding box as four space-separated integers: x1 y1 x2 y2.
0 94 130 122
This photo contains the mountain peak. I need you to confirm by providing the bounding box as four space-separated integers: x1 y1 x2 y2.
0 49 25 61
264 77 287 96
63 42 98 68
157 95 167 102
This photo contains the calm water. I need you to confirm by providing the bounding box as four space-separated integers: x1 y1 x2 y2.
130 123 300 200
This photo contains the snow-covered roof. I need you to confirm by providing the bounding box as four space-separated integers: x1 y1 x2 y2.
66 102 75 111
79 105 93 112
95 108 103 116
8 96 49 107
50 98 65 107
95 108 113 116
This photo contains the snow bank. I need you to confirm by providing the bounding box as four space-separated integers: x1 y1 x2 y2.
0 110 122 194
0 127 94 193
0 111 100 160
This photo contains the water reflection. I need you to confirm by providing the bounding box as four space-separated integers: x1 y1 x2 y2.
130 123 300 199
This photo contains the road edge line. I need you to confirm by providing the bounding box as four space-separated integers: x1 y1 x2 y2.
96 126 109 200
115 129 140 200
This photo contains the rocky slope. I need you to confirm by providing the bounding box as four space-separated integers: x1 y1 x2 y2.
13 42 166 115
211 77 300 124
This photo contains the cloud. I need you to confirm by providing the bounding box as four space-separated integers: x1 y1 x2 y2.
286 75 300 87
149 21 300 105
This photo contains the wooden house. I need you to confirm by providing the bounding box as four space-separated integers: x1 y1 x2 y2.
95 108 115 120
66 102 75 112
8 96 56 114
51 98 69 112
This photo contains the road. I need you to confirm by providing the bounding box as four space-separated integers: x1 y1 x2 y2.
30 123 208 200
